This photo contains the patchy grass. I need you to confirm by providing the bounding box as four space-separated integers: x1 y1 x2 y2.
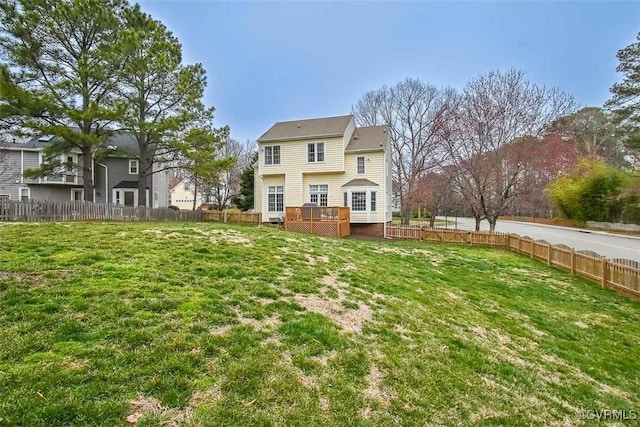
0 222 639 426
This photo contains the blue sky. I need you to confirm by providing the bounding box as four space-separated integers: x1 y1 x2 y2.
137 0 640 143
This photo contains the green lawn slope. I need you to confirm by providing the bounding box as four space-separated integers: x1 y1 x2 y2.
0 222 638 426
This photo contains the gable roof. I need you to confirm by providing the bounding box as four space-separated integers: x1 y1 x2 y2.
342 178 379 187
1 132 140 157
257 115 353 142
345 125 388 153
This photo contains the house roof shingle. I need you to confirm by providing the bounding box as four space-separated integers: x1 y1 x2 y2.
257 115 353 142
114 180 148 189
345 125 388 153
342 178 379 187
1 132 141 156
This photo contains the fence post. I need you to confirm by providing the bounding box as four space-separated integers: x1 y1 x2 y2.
224 210 228 223
517 235 521 254
530 240 534 259
570 249 576 275
547 244 551 267
601 258 608 288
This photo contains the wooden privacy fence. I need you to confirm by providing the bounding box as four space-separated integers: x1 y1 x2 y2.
285 206 351 238
0 200 202 222
201 210 260 225
386 226 640 299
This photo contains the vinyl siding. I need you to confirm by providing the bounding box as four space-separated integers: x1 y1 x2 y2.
258 136 345 177
342 118 356 151
23 152 40 184
0 151 21 200
255 116 390 224
169 179 202 210
94 157 152 205
28 186 82 201
343 151 386 223
260 175 285 222
152 167 169 208
253 165 261 212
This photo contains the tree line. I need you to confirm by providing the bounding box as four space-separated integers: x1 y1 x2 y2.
354 35 640 229
0 0 245 208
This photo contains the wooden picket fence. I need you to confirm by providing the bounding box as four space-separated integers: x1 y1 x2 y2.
0 200 202 222
201 210 261 225
386 226 640 299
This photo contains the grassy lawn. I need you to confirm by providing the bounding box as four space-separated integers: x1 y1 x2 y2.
0 222 639 426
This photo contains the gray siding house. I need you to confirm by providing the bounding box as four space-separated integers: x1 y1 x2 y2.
0 134 169 207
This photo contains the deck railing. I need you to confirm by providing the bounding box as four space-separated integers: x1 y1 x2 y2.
284 206 350 237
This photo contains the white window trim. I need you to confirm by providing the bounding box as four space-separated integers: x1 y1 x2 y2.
18 187 30 201
343 187 379 213
129 159 139 175
264 145 281 166
357 156 366 175
307 142 325 163
351 191 367 212
70 188 84 201
267 185 284 212
309 184 328 206
0 194 10 201
112 189 149 207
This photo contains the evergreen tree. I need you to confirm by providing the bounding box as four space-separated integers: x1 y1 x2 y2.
607 32 640 161
0 0 128 201
232 152 257 211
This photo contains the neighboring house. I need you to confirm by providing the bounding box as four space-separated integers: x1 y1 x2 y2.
169 178 203 210
0 133 169 207
255 114 392 236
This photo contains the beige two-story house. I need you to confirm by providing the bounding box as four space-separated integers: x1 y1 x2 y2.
255 114 392 236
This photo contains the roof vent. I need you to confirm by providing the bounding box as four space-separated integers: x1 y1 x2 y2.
38 135 54 142
383 129 386 133
297 123 301 128
354 134 358 139
107 145 117 150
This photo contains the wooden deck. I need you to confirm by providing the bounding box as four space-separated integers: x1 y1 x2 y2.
284 206 350 238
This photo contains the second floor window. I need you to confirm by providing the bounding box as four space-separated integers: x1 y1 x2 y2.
129 159 139 175
265 146 281 165
309 184 328 206
357 156 365 174
307 142 324 163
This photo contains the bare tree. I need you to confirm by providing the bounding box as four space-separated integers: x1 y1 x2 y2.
546 107 627 167
413 169 459 227
444 69 574 231
201 138 253 210
353 78 456 224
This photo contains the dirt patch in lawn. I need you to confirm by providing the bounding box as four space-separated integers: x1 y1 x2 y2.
295 293 372 333
141 227 252 245
361 364 392 419
238 315 280 331
293 272 373 333
126 395 163 424
0 270 71 285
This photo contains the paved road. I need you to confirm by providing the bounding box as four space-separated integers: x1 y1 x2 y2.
440 217 640 261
